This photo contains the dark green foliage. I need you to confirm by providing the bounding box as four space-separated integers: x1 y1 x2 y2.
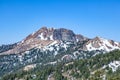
63 50 120 79
1 50 120 80
0 43 17 53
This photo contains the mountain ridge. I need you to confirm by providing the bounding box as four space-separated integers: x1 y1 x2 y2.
0 27 88 55
0 27 120 55
22 27 120 53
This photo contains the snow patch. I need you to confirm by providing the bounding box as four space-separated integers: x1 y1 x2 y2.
18 55 23 62
47 61 57 65
108 61 120 72
50 35 54 40
38 33 47 40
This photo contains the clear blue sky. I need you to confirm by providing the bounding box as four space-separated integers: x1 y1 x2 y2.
0 0 120 44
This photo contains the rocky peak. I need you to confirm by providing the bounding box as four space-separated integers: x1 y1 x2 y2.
24 27 87 42
83 36 120 52
0 27 88 55
24 27 54 42
94 36 101 40
92 36 104 42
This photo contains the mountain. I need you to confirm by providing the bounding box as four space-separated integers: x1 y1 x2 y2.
0 27 120 80
24 27 87 41
0 27 87 55
83 36 120 52
1 27 120 56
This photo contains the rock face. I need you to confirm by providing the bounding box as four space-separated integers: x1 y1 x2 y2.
24 27 87 42
24 27 55 41
53 28 76 41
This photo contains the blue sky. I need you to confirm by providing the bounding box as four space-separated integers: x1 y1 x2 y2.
0 0 120 44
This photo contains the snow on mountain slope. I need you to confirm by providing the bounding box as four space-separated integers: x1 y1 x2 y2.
102 60 120 72
37 40 72 56
0 27 120 56
108 61 120 72
83 37 120 52
0 27 87 55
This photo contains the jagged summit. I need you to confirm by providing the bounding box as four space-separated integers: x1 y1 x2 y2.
23 27 87 42
0 27 120 55
0 27 87 55
83 36 120 52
